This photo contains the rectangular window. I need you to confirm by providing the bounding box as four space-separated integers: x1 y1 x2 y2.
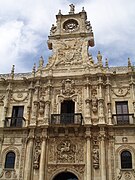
11 106 24 127
116 101 129 124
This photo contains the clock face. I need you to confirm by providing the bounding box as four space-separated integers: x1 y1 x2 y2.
63 19 79 32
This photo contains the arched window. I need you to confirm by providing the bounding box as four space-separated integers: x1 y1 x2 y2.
121 150 132 169
5 151 15 169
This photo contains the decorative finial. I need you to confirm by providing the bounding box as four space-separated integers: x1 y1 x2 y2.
105 58 109 68
128 57 131 67
97 51 102 66
82 7 85 12
11 65 15 79
69 4 75 14
89 53 94 65
39 56 44 68
58 9 61 15
32 63 36 76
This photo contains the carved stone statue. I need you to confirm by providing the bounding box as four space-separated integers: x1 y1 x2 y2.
50 24 57 34
91 89 98 113
69 4 75 14
92 148 99 169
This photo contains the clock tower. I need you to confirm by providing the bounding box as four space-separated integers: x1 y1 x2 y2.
47 4 94 69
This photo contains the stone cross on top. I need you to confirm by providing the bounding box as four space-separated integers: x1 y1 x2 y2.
69 4 75 14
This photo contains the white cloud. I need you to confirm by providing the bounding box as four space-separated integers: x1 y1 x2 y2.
0 0 135 73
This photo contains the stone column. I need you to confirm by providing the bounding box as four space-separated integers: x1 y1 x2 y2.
130 75 135 119
27 82 34 126
98 76 105 124
3 83 12 127
99 128 106 180
106 76 112 125
85 77 91 124
0 136 3 160
24 130 34 180
86 127 91 180
108 131 115 180
39 129 47 180
44 101 50 124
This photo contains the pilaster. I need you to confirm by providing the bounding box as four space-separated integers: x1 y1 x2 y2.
24 129 34 180
99 127 106 180
39 129 47 180
85 127 92 180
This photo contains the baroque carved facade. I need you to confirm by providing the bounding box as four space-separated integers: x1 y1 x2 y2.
0 4 135 180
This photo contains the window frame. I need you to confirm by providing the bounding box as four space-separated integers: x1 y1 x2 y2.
4 151 16 169
11 106 24 127
121 150 132 169
115 101 129 124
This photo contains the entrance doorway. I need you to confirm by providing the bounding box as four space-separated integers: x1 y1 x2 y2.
53 171 78 180
61 100 75 124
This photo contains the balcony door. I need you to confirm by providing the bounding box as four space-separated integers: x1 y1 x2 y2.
61 100 75 124
116 101 129 124
11 106 24 127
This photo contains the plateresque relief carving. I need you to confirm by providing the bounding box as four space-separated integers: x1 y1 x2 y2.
91 88 98 113
112 87 130 97
57 140 76 163
33 136 41 169
48 138 84 164
62 79 75 96
54 39 83 66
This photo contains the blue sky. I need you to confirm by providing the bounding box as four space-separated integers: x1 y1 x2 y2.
0 0 135 73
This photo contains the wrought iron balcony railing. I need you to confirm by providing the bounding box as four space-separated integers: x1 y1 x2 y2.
112 114 135 125
51 113 83 125
4 117 26 128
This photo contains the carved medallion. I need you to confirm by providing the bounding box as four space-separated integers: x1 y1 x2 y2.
63 19 79 32
112 87 130 97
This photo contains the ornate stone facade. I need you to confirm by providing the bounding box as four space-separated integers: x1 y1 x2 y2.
0 4 135 180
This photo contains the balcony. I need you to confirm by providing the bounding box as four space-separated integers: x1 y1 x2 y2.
4 117 26 128
112 114 135 125
50 113 83 126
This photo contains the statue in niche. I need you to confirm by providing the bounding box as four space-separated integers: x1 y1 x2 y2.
92 148 99 169
33 149 40 169
91 89 98 112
